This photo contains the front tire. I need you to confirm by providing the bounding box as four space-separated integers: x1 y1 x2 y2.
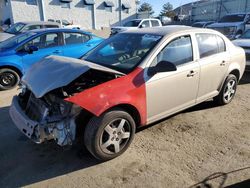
84 108 136 161
214 74 238 105
0 68 20 90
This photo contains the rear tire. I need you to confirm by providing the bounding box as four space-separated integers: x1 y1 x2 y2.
84 108 136 161
214 74 237 105
0 68 20 90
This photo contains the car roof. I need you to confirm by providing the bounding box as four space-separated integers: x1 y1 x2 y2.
23 28 92 35
18 21 60 25
123 26 194 35
123 25 220 37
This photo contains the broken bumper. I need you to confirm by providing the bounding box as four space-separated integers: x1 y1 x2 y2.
9 96 39 141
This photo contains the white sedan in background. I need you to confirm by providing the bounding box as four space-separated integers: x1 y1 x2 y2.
233 29 250 71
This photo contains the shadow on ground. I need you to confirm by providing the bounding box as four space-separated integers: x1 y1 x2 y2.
0 106 101 187
239 72 250 85
189 167 250 188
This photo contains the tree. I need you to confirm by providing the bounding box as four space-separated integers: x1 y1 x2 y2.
160 2 175 18
138 2 154 15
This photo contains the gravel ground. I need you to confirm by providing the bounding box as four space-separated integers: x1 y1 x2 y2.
0 29 249 187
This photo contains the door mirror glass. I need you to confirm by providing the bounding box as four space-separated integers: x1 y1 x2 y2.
149 61 177 75
25 45 38 54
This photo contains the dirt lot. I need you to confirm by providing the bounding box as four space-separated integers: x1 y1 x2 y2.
0 28 249 187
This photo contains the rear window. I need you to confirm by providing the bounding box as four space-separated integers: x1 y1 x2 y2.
196 33 226 58
64 32 90 45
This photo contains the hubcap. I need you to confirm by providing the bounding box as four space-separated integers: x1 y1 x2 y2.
100 118 131 154
0 72 16 87
224 80 236 102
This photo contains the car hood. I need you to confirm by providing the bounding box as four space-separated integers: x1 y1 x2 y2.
207 22 242 28
232 39 250 47
22 55 124 98
0 32 14 42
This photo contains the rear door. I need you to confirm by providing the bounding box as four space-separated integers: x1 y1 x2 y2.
62 32 93 58
20 32 64 72
195 33 229 102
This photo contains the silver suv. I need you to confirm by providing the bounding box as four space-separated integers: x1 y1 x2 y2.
207 13 250 40
10 26 245 161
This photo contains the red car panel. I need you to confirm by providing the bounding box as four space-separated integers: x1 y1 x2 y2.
65 67 147 125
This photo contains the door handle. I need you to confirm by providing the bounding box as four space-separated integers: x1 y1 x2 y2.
86 44 93 47
53 50 62 54
187 70 197 77
220 60 226 66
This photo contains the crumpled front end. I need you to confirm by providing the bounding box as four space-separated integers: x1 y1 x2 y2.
9 89 81 146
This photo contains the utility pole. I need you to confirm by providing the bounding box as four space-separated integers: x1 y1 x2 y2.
218 0 222 21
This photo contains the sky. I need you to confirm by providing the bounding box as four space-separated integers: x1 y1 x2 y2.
140 0 196 15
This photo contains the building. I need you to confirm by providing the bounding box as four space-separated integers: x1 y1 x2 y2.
173 0 250 22
0 0 137 29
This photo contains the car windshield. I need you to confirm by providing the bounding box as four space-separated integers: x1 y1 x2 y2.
82 33 162 74
240 30 250 39
0 32 36 50
219 14 246 23
123 20 141 27
5 22 26 34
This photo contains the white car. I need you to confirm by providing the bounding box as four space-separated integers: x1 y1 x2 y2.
48 19 81 30
233 29 250 71
110 18 162 36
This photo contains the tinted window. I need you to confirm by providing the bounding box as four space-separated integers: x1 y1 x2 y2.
196 34 225 58
141 20 150 28
151 20 160 27
219 14 246 23
64 33 90 45
22 25 41 32
44 25 59 28
123 20 141 27
25 33 59 49
155 35 193 66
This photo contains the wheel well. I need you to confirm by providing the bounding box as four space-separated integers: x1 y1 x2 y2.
229 69 240 81
109 104 141 127
0 66 23 77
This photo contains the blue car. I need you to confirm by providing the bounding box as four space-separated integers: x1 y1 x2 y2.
0 28 103 90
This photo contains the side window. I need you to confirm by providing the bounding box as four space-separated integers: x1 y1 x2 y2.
44 25 59 28
22 25 41 32
141 20 150 28
24 36 43 49
64 33 89 45
44 33 59 48
154 35 193 67
151 20 160 27
196 33 225 58
216 35 226 53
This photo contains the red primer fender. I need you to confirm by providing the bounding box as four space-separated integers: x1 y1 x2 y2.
65 67 147 125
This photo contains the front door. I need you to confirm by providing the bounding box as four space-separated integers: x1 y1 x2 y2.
20 32 64 73
146 35 200 123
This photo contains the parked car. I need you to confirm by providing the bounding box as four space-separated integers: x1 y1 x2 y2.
110 18 162 36
48 19 81 29
0 28 103 90
232 29 250 71
0 21 60 43
9 26 245 161
207 13 250 40
192 21 215 28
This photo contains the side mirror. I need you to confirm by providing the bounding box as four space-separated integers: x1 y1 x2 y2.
148 61 177 76
25 45 38 54
139 24 146 28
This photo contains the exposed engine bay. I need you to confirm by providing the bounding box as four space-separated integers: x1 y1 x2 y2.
13 69 121 146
